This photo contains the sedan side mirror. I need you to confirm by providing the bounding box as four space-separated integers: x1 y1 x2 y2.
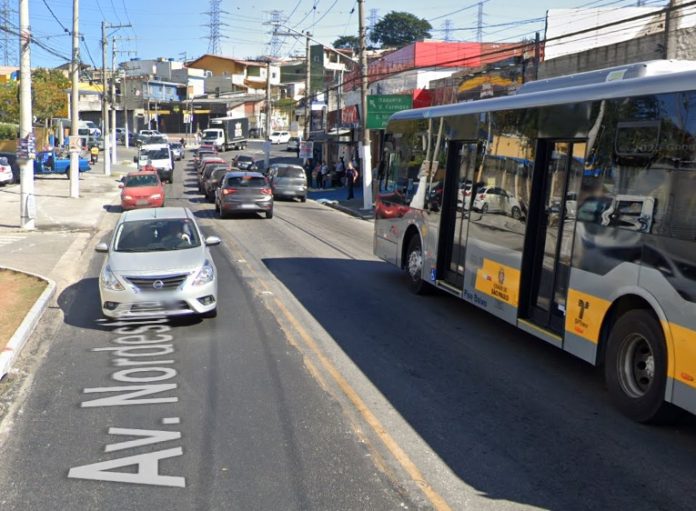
204 236 221 246
95 242 109 253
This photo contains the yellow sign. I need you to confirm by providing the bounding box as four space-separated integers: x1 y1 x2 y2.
475 258 520 307
565 289 611 344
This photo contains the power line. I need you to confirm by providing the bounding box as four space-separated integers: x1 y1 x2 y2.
40 0 70 35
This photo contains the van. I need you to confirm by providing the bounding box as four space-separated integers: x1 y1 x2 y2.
79 120 101 138
136 143 174 183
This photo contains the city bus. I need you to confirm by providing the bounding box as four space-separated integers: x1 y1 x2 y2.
373 60 696 423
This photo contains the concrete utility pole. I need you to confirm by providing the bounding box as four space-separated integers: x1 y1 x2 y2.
265 60 272 169
111 37 117 165
358 0 372 209
101 21 111 176
304 31 311 141
68 0 80 197
18 0 34 228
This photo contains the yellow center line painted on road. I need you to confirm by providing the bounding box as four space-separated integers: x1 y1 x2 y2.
272 296 453 511
219 229 453 511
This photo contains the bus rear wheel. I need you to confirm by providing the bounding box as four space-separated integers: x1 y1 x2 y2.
605 310 681 424
405 236 429 295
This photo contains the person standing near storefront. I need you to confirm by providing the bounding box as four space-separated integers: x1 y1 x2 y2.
346 161 357 200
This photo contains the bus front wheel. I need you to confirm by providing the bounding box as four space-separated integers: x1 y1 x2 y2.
405 236 429 295
605 310 681 424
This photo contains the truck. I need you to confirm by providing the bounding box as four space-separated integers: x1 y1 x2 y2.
202 117 248 152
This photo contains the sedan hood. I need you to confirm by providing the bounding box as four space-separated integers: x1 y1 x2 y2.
107 247 206 274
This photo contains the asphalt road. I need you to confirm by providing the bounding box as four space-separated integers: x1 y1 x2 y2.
1 141 695 510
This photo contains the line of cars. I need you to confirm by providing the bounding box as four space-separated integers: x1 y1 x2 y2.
192 145 308 220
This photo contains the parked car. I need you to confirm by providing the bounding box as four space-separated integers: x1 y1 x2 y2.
115 127 126 143
215 171 273 219
0 152 20 183
198 159 228 192
128 131 145 146
119 171 165 211
0 156 13 186
268 163 307 202
269 131 290 144
232 154 255 170
34 150 91 176
473 186 524 218
94 207 220 319
286 137 301 152
203 165 231 203
170 142 184 161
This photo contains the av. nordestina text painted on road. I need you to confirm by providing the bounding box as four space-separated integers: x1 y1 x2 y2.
68 318 185 488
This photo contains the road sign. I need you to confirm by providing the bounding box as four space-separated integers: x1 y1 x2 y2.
366 95 413 130
299 141 313 159
68 135 82 153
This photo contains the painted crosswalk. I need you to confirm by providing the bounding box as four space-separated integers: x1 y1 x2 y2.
0 234 26 249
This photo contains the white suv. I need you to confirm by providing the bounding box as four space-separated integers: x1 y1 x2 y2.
269 131 290 144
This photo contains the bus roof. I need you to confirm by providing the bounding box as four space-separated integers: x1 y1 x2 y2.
389 60 696 123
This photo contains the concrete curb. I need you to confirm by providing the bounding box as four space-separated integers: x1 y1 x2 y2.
324 202 374 221
0 267 56 380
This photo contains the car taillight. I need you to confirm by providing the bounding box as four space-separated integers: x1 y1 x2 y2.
478 193 486 199
261 188 272 195
222 188 237 195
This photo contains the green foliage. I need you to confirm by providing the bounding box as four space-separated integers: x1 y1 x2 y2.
333 36 359 51
370 11 432 48
0 122 18 140
31 68 70 124
0 82 19 123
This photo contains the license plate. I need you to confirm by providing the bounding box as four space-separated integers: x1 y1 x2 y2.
136 199 149 205
241 204 257 209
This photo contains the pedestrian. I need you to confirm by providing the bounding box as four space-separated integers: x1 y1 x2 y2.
346 161 357 200
377 159 386 191
89 144 99 164
320 161 329 189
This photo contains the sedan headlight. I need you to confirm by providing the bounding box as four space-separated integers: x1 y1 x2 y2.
101 265 124 291
122 194 132 200
192 260 215 286
150 193 162 199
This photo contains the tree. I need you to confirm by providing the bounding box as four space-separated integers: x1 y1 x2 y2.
370 11 432 48
333 35 359 51
32 68 70 126
0 82 19 123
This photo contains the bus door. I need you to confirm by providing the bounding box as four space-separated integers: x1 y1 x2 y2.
523 140 585 333
436 141 477 289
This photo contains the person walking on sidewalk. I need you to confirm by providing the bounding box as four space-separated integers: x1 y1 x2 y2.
346 161 358 200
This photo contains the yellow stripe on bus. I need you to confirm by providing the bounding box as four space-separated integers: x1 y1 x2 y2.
663 321 696 387
474 258 520 307
565 289 611 345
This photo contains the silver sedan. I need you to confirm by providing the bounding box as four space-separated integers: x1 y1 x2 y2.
95 207 220 319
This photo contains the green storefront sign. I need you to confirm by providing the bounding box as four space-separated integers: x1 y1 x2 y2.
366 94 413 130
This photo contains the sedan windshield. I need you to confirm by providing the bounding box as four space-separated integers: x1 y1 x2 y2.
124 174 160 187
114 219 201 252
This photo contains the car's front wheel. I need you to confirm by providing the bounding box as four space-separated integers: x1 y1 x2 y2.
266 210 273 219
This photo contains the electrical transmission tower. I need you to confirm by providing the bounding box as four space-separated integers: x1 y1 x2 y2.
442 19 453 42
0 0 17 66
266 10 286 57
477 2 484 43
205 0 228 55
368 8 379 42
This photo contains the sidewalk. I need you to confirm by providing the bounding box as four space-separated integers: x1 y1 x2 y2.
308 183 375 221
0 160 133 379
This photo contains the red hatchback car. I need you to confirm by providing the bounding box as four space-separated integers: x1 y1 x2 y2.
120 171 165 210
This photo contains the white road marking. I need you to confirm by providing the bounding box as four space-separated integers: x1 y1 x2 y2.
0 234 26 248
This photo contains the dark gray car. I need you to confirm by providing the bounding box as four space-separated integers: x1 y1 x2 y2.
268 164 307 202
215 171 274 219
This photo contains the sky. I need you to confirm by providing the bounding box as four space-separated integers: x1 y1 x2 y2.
12 0 668 69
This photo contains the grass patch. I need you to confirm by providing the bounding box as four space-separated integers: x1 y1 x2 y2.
0 269 48 351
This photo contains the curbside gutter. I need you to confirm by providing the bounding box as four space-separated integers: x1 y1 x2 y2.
0 266 56 381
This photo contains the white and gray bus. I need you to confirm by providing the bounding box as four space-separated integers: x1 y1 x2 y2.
374 60 696 423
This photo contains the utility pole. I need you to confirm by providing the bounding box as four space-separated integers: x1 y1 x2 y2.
101 22 130 177
358 0 372 209
101 21 110 176
265 60 272 169
18 0 34 228
304 31 311 141
68 0 80 198
111 37 117 165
